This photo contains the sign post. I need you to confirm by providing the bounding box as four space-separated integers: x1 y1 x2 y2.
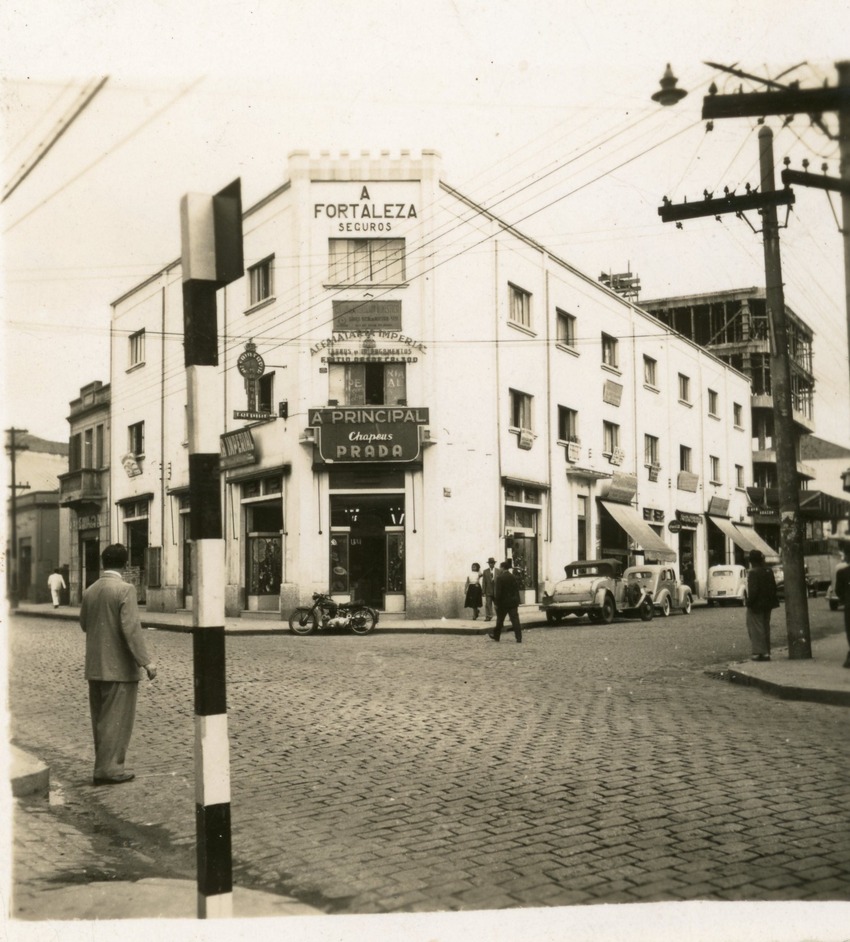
180 179 243 917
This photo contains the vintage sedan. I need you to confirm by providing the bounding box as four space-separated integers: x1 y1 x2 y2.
539 558 654 624
705 564 748 606
826 561 848 611
622 564 692 616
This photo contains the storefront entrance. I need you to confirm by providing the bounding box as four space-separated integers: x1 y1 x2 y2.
330 495 405 610
81 533 100 591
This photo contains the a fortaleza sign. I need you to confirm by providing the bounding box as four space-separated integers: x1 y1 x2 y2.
309 407 429 463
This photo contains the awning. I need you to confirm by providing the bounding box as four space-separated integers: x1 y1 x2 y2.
708 514 753 552
734 525 780 561
599 500 677 561
709 515 780 561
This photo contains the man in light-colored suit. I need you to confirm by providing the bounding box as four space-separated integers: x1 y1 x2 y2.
80 543 157 786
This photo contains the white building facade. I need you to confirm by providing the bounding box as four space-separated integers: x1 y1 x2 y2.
110 150 755 617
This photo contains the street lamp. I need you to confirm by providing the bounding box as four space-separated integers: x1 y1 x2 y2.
652 64 688 107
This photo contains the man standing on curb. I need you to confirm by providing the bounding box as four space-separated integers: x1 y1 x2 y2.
488 558 522 644
745 549 778 662
481 557 497 621
80 543 157 786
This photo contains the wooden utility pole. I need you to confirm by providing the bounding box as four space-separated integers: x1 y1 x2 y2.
5 428 30 609
658 131 812 657
757 126 811 658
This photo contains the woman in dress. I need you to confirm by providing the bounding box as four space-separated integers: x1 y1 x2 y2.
464 562 483 620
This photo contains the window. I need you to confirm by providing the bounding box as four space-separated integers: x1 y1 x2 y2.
643 355 657 387
129 329 145 367
509 284 532 329
257 372 275 413
128 421 145 458
735 464 745 488
733 402 744 427
710 455 721 484
601 333 619 369
83 428 94 468
558 406 578 442
248 256 274 306
679 444 692 472
603 421 620 455
329 363 407 405
644 434 659 466
708 389 719 416
556 309 576 348
328 238 405 286
678 373 691 403
510 389 533 431
95 424 104 468
69 433 82 472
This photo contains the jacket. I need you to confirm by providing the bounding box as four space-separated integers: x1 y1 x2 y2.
494 568 521 610
80 572 151 681
746 566 779 613
481 567 497 596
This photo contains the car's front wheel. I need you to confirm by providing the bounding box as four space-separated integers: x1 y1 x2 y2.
660 595 671 617
639 597 654 621
600 595 615 624
682 593 692 615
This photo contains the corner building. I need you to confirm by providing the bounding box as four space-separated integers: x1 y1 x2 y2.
110 150 754 618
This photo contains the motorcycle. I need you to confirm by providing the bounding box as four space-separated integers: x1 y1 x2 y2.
288 592 379 636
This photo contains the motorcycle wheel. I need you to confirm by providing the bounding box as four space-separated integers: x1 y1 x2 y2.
289 608 318 635
349 606 377 635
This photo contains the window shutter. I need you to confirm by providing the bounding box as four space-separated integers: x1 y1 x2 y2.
145 547 162 588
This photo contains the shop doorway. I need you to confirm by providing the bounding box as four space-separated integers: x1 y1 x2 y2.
599 505 629 569
81 536 100 591
330 495 405 610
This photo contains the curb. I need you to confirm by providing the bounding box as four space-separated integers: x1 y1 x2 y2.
10 745 50 798
723 667 850 707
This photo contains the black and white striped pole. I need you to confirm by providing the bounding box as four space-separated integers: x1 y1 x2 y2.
180 179 243 918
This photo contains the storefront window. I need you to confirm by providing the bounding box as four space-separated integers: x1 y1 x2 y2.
330 535 350 593
386 532 405 592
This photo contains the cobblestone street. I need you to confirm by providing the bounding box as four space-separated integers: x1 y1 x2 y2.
8 608 850 916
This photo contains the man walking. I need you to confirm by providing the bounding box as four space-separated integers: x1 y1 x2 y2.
481 557 497 621
488 558 522 643
80 544 157 785
47 568 66 608
745 549 778 662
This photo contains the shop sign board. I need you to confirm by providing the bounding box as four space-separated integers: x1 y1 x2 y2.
309 407 429 463
333 300 401 331
668 520 683 533
220 427 257 469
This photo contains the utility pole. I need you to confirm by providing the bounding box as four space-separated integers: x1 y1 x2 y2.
757 126 811 658
180 179 243 918
658 131 812 658
5 428 30 609
702 60 850 458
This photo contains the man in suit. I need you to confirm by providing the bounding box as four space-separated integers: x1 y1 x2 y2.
80 543 157 785
488 558 522 643
481 557 498 621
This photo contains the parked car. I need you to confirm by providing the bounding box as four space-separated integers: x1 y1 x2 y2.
539 558 654 624
705 564 748 606
770 564 817 600
769 565 785 600
623 564 692 616
826 561 848 611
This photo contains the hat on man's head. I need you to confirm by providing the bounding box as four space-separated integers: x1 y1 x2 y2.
487 557 496 564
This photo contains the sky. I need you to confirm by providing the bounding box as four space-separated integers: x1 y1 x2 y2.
2 1 849 455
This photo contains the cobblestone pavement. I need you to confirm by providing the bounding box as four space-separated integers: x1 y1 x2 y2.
8 605 850 917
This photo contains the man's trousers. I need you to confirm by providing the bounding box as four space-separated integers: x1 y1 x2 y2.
88 680 139 779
